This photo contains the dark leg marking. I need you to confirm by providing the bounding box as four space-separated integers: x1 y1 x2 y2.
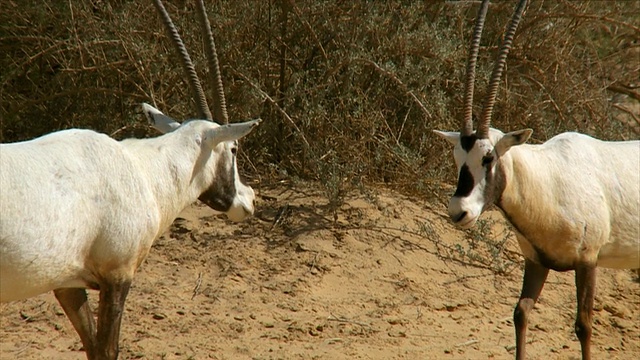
575 263 596 360
514 258 549 360
54 288 97 359
95 279 132 360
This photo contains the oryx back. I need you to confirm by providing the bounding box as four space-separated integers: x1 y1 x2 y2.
0 129 159 302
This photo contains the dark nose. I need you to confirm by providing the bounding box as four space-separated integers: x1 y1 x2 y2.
451 211 467 223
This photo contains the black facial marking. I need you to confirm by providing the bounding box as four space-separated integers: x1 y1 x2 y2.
453 164 474 197
460 134 478 152
482 155 494 167
199 153 236 212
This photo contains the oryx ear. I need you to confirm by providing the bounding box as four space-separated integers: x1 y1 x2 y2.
204 119 261 148
433 130 460 145
495 129 532 157
142 103 181 133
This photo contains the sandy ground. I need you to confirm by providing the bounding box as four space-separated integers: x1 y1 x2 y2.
1 183 638 360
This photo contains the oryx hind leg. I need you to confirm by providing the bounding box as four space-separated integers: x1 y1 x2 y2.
575 263 596 360
95 278 132 360
54 288 97 359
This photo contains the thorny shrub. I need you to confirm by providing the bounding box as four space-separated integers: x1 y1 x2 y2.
1 1 638 270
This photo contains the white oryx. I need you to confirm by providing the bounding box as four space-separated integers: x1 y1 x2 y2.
0 0 259 359
434 0 640 359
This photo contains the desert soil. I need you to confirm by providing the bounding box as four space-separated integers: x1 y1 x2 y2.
1 183 638 360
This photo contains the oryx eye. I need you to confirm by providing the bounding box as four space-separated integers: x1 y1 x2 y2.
231 147 238 155
482 155 493 166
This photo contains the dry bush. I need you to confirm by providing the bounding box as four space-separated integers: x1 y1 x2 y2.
1 0 638 206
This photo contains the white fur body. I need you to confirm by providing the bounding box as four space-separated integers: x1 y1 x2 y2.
440 128 640 271
0 116 257 303
496 131 640 270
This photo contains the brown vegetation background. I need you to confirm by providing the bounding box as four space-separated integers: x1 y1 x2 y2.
1 3 639 358
1 0 639 203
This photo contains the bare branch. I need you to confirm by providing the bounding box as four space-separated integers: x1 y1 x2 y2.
607 82 640 102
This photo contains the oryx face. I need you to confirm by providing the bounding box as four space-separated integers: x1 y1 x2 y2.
450 134 499 229
142 103 259 222
434 129 531 229
199 139 255 222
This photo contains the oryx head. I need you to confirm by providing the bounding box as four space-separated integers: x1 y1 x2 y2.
142 103 259 222
434 0 529 229
151 0 259 221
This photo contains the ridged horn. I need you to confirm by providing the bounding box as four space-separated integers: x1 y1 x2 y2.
477 0 527 139
195 0 229 125
153 0 213 121
461 0 490 137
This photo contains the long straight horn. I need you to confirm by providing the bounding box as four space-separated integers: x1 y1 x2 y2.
195 0 229 125
461 0 490 137
477 0 527 138
153 0 213 121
